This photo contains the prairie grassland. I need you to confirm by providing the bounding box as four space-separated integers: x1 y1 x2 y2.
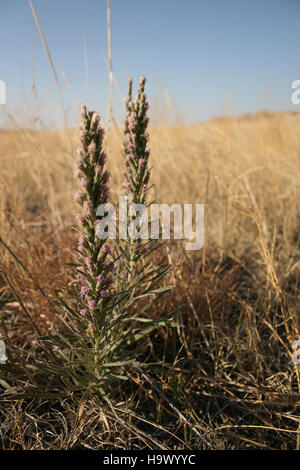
0 111 300 449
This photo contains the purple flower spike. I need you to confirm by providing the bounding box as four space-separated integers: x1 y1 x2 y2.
84 200 94 212
106 261 115 271
76 214 86 226
97 274 105 284
79 235 88 246
75 104 115 322
74 167 82 179
88 141 96 154
78 242 86 254
80 130 88 143
85 257 94 268
102 171 111 183
103 192 110 203
81 176 89 189
80 286 89 299
95 165 102 176
88 300 98 311
122 76 151 226
73 191 84 204
99 152 107 166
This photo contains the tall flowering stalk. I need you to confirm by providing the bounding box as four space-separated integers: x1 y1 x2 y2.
123 76 151 205
74 105 114 330
121 77 152 273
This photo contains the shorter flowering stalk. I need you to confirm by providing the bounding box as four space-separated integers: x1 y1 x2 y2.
74 105 115 326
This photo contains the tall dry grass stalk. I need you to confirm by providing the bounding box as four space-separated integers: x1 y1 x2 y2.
29 0 67 130
106 0 113 128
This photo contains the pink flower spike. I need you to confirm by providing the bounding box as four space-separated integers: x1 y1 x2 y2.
100 289 106 298
88 300 98 311
80 131 88 143
79 235 88 246
84 200 93 212
81 176 89 189
87 322 94 334
73 167 81 179
78 242 86 254
76 214 86 226
102 171 111 183
73 191 84 204
97 274 105 284
85 257 94 268
80 286 89 299
88 141 96 154
102 244 110 254
95 165 102 176
80 309 87 317
106 261 115 271
99 152 107 165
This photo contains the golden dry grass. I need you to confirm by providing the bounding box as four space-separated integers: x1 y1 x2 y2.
2 111 299 248
1 110 300 449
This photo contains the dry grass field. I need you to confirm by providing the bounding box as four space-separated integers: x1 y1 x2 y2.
0 110 300 449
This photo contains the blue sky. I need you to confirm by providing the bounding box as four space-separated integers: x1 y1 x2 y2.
1 0 300 127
